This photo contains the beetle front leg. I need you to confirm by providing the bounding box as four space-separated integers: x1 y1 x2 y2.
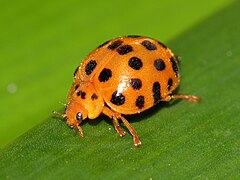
76 124 84 137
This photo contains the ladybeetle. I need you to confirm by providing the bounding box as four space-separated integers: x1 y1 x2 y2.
53 35 200 146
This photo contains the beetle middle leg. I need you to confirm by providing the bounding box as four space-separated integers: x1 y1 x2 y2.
103 106 141 147
103 107 125 137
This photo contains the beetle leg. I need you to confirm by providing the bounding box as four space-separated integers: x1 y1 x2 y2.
76 124 84 137
162 94 200 102
117 115 141 147
113 117 126 137
103 107 141 147
103 107 126 137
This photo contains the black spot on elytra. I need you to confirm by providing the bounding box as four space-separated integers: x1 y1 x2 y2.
168 78 173 91
141 40 157 50
152 82 161 105
116 45 133 55
128 57 143 70
98 68 112 82
98 40 110 48
130 78 142 90
85 60 97 75
157 41 167 49
111 91 125 106
73 66 79 77
127 35 141 38
91 93 98 100
136 96 145 109
154 59 166 71
77 90 86 99
75 84 79 90
170 57 179 76
108 40 123 50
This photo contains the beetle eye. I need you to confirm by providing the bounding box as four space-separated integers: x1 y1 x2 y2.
76 112 82 121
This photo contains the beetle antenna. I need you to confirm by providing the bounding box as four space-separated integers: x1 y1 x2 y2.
52 111 67 119
59 101 67 107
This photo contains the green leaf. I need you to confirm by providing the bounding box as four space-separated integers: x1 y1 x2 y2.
0 1 240 179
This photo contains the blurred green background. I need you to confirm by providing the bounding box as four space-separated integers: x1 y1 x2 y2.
0 0 234 148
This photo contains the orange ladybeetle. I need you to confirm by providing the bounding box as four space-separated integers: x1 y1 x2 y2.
53 35 200 146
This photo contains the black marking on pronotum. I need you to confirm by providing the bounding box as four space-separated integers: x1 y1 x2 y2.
107 40 123 50
85 60 97 75
98 68 112 82
141 40 157 50
152 82 161 105
136 95 145 109
116 45 133 55
170 57 179 76
154 59 166 71
77 90 86 99
91 93 98 100
128 57 143 70
130 78 142 90
110 91 125 106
